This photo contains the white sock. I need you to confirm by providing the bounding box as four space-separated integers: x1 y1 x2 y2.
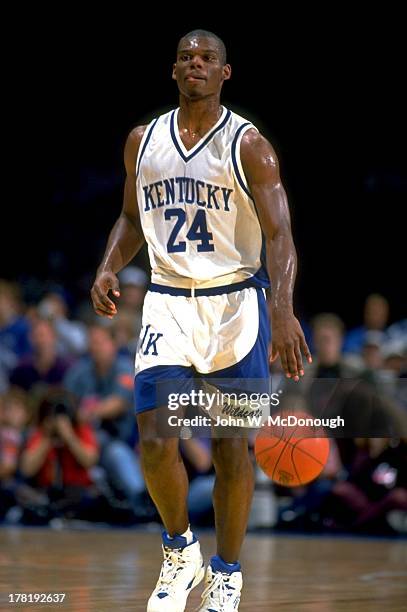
180 525 194 544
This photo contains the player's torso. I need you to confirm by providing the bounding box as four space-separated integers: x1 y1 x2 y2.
136 106 268 289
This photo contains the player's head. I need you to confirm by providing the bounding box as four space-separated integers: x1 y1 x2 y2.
173 30 231 99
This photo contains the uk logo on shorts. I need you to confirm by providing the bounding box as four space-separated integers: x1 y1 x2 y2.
140 324 163 356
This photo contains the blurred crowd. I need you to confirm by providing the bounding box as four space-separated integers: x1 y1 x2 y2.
0 273 406 535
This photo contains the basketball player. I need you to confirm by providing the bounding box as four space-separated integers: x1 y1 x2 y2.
91 29 311 612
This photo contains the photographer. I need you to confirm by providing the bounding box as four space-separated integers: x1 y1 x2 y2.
19 390 100 523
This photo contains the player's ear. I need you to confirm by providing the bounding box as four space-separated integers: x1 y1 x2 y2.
172 63 177 81
222 64 232 81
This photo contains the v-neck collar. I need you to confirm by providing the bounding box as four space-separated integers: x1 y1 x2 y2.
170 106 231 163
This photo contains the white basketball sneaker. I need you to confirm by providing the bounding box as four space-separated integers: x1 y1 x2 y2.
147 531 205 612
195 555 242 611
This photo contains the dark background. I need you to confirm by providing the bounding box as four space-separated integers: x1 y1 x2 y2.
6 10 406 326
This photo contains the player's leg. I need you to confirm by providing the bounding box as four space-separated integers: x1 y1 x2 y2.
196 287 270 611
211 434 254 563
135 365 204 611
137 408 189 535
210 287 270 562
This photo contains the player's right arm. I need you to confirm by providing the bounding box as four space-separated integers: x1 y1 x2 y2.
91 126 147 318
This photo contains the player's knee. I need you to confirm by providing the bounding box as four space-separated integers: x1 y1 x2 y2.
212 437 250 476
139 437 178 470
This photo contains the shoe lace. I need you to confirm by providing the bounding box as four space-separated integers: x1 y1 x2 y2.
200 571 236 608
157 547 188 594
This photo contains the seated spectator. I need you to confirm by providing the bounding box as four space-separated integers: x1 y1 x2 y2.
302 313 362 381
63 323 146 515
9 318 71 401
361 331 384 372
382 342 405 377
117 266 147 340
0 388 31 519
119 266 147 307
329 437 407 533
37 291 88 357
0 280 31 383
0 388 31 477
344 293 390 355
284 316 401 439
19 390 100 522
111 310 139 359
387 318 407 355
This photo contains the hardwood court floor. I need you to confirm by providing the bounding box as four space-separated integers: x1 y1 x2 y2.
0 527 406 611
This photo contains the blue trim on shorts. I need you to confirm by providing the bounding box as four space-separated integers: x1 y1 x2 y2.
205 288 270 380
135 365 194 414
134 289 271 414
149 278 256 297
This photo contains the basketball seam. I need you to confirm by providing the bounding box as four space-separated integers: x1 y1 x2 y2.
256 435 328 467
271 425 298 482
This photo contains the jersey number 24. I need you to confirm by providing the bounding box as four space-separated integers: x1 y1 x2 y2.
165 208 215 253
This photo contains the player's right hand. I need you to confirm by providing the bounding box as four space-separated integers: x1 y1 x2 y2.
91 271 121 319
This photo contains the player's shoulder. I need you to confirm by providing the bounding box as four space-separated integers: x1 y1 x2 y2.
124 125 149 169
126 108 173 147
240 127 277 163
127 125 149 148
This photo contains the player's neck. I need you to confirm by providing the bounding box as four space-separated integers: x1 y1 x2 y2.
178 96 222 137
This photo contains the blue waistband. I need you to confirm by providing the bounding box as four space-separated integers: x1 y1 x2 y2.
149 279 256 297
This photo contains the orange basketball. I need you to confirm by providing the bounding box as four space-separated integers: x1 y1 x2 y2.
254 410 330 487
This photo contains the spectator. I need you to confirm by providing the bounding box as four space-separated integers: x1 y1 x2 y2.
361 331 384 372
306 313 361 379
112 310 139 359
117 266 148 340
329 438 407 533
387 318 407 355
382 342 405 377
0 388 31 474
119 265 148 309
9 318 71 400
344 293 390 355
63 323 146 514
0 388 31 519
19 390 100 522
37 291 88 357
286 315 398 441
0 280 31 382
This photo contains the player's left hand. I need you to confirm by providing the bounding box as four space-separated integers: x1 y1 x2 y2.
269 313 312 381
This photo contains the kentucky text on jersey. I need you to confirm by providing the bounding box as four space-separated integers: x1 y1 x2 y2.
143 177 234 212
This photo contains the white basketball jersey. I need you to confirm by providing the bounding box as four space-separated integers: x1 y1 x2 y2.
135 106 269 290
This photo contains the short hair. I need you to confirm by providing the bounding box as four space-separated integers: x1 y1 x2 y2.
88 320 116 340
311 313 345 336
177 29 227 64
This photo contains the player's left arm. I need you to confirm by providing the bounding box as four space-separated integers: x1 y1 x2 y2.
241 129 312 381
